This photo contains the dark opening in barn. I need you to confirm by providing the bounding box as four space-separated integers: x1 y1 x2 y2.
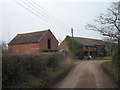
48 38 51 49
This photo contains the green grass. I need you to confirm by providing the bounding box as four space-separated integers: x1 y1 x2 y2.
28 78 43 88
43 61 75 88
101 61 119 83
50 62 75 79
26 60 76 88
93 57 110 60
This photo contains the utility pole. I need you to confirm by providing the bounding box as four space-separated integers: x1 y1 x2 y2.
71 28 74 58
71 28 73 38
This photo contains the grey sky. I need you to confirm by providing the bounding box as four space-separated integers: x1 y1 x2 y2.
1 0 119 43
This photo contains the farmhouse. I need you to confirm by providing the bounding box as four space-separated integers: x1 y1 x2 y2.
8 29 59 54
60 36 106 58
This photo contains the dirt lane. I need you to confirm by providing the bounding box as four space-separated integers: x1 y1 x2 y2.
53 60 118 88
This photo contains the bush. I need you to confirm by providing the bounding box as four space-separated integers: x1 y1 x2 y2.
66 36 83 59
47 54 59 68
111 44 120 83
101 61 119 83
111 45 119 69
47 53 66 68
42 61 75 88
112 47 118 66
2 53 66 87
2 55 22 86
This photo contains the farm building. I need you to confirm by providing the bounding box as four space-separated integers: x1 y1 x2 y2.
8 29 59 54
59 36 106 58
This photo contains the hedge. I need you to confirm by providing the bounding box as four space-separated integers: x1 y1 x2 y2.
2 53 66 87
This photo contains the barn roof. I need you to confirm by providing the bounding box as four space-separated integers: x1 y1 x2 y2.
66 36 105 46
8 29 50 45
74 37 105 46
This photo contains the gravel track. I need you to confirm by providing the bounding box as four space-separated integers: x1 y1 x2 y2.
53 60 118 88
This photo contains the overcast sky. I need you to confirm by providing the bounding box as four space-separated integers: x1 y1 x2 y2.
0 0 119 43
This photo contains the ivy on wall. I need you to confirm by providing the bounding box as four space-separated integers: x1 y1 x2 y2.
66 36 83 59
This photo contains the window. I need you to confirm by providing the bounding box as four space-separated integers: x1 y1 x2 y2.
48 38 51 49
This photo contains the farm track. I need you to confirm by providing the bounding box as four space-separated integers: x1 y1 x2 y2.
53 60 118 88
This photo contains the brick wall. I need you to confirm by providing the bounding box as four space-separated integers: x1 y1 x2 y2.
39 30 58 50
96 45 105 55
9 43 39 54
8 30 59 54
59 40 74 58
60 40 105 57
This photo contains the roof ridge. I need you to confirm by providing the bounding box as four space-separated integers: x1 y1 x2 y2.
8 29 51 45
74 37 103 41
18 29 50 35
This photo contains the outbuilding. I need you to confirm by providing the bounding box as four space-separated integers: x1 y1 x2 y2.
8 29 59 54
59 36 106 58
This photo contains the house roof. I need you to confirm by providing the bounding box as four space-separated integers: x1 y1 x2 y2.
66 36 105 46
8 29 50 45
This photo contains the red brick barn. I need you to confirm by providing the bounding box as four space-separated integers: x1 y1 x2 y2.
73 37 106 57
59 36 106 58
8 29 59 54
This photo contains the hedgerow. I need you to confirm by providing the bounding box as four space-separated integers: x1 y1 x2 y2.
2 53 66 87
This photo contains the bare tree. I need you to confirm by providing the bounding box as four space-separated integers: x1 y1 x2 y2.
1 41 8 53
86 2 120 39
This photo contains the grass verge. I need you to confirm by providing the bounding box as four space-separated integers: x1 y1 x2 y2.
93 57 111 60
101 61 118 83
28 60 76 88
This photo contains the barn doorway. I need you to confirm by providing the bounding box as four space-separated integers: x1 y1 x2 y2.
48 38 51 49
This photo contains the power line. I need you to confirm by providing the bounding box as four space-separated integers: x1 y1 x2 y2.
14 0 68 31
23 0 67 30
27 0 70 30
22 0 67 30
29 0 71 29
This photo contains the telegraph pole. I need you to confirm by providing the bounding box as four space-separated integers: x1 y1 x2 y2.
71 28 73 38
71 28 74 58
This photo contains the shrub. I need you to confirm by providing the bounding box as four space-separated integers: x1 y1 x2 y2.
2 53 66 87
47 53 66 68
66 36 83 59
47 54 59 68
101 61 119 83
3 55 22 86
111 43 120 83
111 45 119 68
42 61 75 88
